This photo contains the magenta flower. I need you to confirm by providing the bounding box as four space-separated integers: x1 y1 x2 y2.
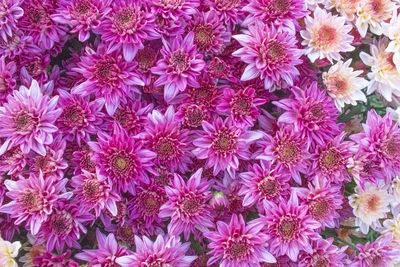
243 0 307 31
71 44 144 115
89 123 156 194
297 179 344 229
151 0 200 20
33 250 79 267
27 134 68 180
159 169 214 240
217 86 266 127
0 146 26 176
94 0 159 62
0 173 71 235
56 90 104 146
51 0 112 42
71 149 96 175
273 83 342 148
71 170 120 217
311 131 355 184
116 234 196 267
238 160 291 209
75 228 128 266
350 110 400 179
352 151 386 188
144 106 193 173
0 56 17 103
107 100 153 135
352 235 400 266
257 125 310 185
175 103 208 128
186 10 229 54
18 0 67 50
151 32 206 102
36 200 93 254
0 0 23 40
204 214 276 266
261 193 321 261
0 80 61 156
233 22 302 89
128 183 166 228
193 117 262 177
206 0 245 27
298 237 347 266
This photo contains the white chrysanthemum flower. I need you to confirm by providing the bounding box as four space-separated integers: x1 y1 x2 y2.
0 238 21 267
328 0 363 21
355 0 397 37
300 7 354 63
349 183 390 234
382 10 400 70
323 59 368 111
360 37 400 102
390 176 400 203
382 213 400 239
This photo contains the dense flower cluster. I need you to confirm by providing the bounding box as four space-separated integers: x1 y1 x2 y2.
1 0 400 266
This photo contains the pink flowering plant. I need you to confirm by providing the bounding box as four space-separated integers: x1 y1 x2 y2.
2 0 400 266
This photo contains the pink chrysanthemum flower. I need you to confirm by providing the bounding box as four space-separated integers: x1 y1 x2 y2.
159 169 214 240
352 235 400 266
350 110 400 178
0 29 39 59
186 10 229 54
298 237 347 267
0 173 71 235
75 229 128 266
351 151 387 188
107 100 153 135
144 106 193 173
175 103 208 129
0 146 25 176
32 249 79 267
51 0 112 42
71 170 120 217
89 123 156 194
238 161 291 209
18 0 67 50
0 80 62 156
56 90 104 146
205 0 245 27
71 44 144 115
151 0 200 20
0 0 23 40
117 234 196 267
257 126 310 184
310 132 355 183
217 87 266 127
261 194 321 262
298 179 344 229
27 135 68 180
0 56 17 103
300 7 354 63
128 183 166 228
94 0 159 62
233 22 302 90
204 214 276 266
243 0 307 32
36 200 93 254
151 32 206 102
193 117 262 177
71 149 96 175
273 83 342 148
186 72 220 109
